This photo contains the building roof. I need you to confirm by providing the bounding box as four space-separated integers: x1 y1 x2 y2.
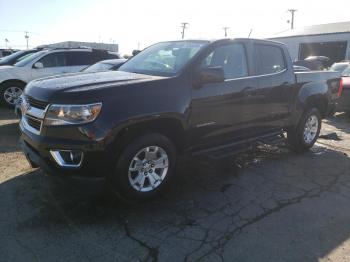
272 21 350 39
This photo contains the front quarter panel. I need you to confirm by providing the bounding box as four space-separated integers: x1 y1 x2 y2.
0 66 32 84
78 76 192 147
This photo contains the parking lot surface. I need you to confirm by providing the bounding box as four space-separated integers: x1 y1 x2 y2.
1 108 350 261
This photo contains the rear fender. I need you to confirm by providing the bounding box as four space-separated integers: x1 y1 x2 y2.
291 81 329 125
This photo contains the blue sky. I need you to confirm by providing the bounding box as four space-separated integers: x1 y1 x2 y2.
1 0 350 54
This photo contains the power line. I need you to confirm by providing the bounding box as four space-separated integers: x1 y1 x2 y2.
287 9 297 29
180 23 189 39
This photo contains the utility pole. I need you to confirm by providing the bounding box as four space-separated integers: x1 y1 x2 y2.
5 38 9 49
180 23 189 39
24 31 29 49
223 27 229 37
287 9 297 29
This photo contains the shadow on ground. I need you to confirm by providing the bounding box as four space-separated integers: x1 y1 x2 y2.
0 122 21 153
1 144 350 261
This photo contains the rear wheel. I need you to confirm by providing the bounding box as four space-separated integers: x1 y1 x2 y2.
0 82 25 108
287 107 322 153
111 133 177 201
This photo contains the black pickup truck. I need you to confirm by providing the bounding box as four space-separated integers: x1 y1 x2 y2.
19 38 341 200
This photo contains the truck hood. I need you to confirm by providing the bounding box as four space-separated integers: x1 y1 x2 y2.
25 70 167 102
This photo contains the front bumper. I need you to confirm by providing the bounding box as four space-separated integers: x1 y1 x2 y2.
20 121 111 178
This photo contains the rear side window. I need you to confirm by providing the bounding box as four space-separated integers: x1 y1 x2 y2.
256 44 286 75
66 51 93 66
37 52 66 68
202 43 248 79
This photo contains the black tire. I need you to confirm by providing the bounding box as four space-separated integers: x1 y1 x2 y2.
287 107 322 153
0 82 25 108
111 133 177 201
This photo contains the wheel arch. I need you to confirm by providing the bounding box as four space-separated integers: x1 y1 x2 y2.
0 79 27 88
304 95 328 118
109 117 189 155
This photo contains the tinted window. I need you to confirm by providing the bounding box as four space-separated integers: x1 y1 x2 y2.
256 44 286 75
202 43 248 79
66 51 93 66
38 52 66 68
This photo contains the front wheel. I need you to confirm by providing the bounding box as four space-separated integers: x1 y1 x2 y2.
111 133 177 201
0 82 24 108
287 107 322 153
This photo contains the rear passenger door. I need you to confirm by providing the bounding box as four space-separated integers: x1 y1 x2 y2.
253 43 295 132
65 51 94 72
31 52 67 80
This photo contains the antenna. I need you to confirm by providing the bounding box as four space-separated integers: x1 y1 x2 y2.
248 29 253 38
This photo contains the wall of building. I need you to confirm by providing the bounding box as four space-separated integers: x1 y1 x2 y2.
271 33 350 61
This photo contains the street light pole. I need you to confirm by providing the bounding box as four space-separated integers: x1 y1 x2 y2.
24 31 29 49
288 9 297 29
180 23 189 39
223 27 229 37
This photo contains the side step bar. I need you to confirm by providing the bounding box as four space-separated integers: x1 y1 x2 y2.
192 131 285 160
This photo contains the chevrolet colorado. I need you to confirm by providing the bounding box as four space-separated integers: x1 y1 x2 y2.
19 38 341 200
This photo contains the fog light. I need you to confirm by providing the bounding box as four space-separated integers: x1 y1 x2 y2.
50 150 84 168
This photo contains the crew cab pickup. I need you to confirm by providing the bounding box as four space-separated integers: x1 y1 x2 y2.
19 38 341 201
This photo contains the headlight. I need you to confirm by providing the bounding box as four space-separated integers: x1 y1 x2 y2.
44 103 102 126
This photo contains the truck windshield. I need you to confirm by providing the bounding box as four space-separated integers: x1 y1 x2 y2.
119 41 208 76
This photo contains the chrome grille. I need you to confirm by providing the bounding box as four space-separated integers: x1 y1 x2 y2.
26 96 48 110
26 116 41 131
20 95 49 135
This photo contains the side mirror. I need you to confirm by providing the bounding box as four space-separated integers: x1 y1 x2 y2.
33 62 44 69
132 50 141 56
194 66 225 87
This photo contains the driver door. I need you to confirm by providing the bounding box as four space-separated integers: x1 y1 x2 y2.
190 42 259 149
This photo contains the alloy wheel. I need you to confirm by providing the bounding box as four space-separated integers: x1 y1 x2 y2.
303 114 319 144
128 146 169 192
3 86 22 105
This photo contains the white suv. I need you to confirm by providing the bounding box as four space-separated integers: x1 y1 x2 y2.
0 48 120 107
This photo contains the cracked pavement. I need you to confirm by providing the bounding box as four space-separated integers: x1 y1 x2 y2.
1 108 350 261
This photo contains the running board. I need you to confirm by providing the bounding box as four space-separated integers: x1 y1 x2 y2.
192 131 285 159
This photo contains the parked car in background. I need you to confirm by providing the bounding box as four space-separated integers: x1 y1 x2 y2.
0 48 120 107
330 61 350 74
0 49 43 66
335 65 350 114
82 59 127 73
19 38 341 201
0 49 18 58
